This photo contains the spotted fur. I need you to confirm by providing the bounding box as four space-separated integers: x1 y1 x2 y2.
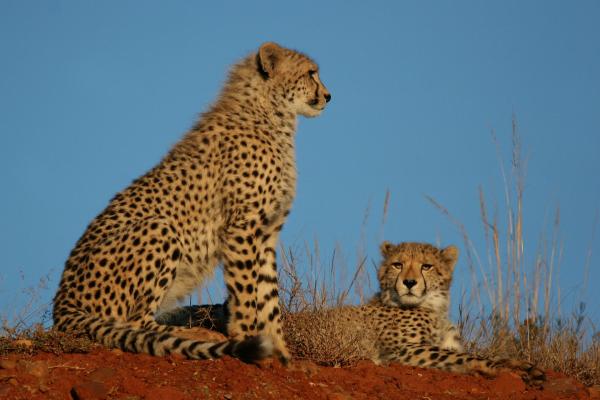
52 42 331 363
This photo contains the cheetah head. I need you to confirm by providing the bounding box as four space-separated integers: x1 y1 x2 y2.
256 42 331 118
376 242 458 311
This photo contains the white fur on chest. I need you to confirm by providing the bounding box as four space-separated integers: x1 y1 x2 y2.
157 259 216 314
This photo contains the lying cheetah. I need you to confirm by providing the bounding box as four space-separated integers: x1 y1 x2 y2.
344 242 545 384
52 42 331 363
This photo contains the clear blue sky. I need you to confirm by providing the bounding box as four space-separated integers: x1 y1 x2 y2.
1 1 599 327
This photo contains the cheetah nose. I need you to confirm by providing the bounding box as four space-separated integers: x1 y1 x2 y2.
403 279 417 289
324 93 331 103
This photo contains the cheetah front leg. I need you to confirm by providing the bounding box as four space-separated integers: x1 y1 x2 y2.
439 323 464 352
255 219 290 363
383 344 545 385
220 214 289 363
489 358 546 386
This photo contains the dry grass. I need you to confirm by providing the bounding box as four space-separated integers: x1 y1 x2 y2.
283 308 378 366
1 272 53 336
0 324 94 356
278 230 378 366
0 273 94 356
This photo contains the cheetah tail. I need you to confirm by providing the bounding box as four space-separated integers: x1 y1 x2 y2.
55 310 273 362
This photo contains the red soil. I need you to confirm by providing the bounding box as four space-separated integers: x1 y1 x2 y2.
0 348 596 400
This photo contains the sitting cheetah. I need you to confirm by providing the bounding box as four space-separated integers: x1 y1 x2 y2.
52 42 331 363
345 242 545 384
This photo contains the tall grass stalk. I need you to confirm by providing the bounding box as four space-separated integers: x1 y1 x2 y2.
427 117 598 385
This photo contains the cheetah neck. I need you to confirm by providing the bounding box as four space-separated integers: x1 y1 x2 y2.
208 55 298 138
421 291 450 315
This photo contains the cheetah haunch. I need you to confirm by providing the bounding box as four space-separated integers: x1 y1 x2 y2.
53 42 331 363
341 242 545 385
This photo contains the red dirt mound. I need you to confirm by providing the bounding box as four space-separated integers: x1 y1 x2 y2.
0 348 597 400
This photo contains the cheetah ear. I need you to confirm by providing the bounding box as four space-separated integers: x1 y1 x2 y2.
257 42 283 78
380 241 395 258
441 245 459 271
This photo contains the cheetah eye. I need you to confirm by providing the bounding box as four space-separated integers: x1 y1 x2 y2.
308 70 317 77
390 262 403 270
421 264 433 271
